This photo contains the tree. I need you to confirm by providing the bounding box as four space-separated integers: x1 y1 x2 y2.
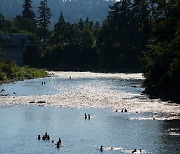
97 0 144 71
37 0 51 44
0 47 4 62
52 11 67 45
78 19 84 31
0 13 13 33
22 0 35 20
141 0 180 100
21 0 37 33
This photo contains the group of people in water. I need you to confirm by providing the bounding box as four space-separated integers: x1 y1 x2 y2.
55 138 62 148
41 81 46 85
115 108 128 112
132 148 142 153
38 132 50 140
37 114 143 152
41 78 52 85
37 132 62 148
84 113 91 120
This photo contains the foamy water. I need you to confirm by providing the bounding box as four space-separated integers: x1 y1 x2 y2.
0 71 180 120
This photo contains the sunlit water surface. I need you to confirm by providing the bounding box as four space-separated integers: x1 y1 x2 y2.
0 71 180 154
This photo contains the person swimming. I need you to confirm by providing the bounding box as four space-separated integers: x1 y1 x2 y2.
45 132 48 138
88 114 90 120
132 148 137 153
85 113 87 120
38 135 41 140
100 145 103 152
56 141 60 148
42 135 46 140
47 135 50 140
41 132 50 140
58 138 61 144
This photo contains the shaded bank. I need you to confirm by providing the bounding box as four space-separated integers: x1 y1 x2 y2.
143 88 180 104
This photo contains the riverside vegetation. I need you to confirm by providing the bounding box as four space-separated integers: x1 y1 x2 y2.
0 48 47 84
0 0 180 102
0 62 47 84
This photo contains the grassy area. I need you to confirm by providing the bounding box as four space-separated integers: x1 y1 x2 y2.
0 61 47 84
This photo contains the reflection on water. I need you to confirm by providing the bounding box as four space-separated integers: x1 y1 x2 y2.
0 106 180 154
0 71 180 120
0 71 180 153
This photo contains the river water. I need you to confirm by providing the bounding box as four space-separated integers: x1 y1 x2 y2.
0 71 180 154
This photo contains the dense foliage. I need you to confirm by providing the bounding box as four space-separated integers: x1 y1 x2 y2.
0 13 13 33
23 0 148 71
0 0 180 100
141 0 180 99
0 56 47 83
0 0 48 83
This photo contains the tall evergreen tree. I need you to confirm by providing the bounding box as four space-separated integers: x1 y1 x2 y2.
21 0 37 33
22 0 35 20
51 11 67 45
0 13 13 33
97 0 150 71
37 0 51 44
13 0 37 33
0 13 5 32
97 1 136 70
78 19 84 31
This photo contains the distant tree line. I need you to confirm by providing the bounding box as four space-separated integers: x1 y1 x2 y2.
0 0 115 24
0 0 180 100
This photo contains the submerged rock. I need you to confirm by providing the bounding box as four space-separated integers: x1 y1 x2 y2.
37 101 46 104
29 101 35 104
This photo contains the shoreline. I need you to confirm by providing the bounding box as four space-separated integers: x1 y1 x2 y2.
0 73 49 86
0 71 50 85
46 67 142 74
0 75 47 84
142 88 180 104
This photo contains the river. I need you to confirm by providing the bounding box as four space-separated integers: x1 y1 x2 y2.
0 71 180 154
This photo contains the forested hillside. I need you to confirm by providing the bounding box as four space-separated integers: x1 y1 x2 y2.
0 0 180 101
0 0 116 24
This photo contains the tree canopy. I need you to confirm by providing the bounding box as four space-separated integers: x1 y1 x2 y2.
0 0 179 101
37 0 51 43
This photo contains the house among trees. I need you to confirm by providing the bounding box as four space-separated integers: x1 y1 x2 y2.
0 33 28 65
